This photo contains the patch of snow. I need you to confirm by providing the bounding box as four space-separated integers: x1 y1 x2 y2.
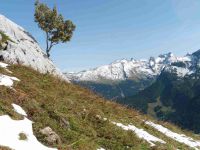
112 122 166 146
0 74 19 87
145 121 200 150
175 67 192 77
0 115 57 150
97 148 105 150
0 62 8 68
12 104 27 116
165 66 193 77
0 104 56 150
0 62 12 73
178 57 191 62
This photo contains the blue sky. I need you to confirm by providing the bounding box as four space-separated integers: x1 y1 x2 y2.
1 0 200 72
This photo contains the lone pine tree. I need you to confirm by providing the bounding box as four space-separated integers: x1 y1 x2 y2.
34 0 75 57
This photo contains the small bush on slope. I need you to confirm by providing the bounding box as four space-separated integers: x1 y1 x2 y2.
18 133 28 141
0 64 198 150
0 31 13 48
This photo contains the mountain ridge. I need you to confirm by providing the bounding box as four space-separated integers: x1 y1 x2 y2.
65 51 197 101
65 52 192 81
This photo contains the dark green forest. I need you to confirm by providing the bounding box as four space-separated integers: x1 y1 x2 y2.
126 66 200 133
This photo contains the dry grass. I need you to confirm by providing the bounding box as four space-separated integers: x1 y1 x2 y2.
0 146 11 150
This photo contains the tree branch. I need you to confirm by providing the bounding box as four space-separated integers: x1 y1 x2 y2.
46 32 49 52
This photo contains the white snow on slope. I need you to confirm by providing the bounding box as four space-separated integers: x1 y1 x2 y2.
0 104 57 150
112 122 166 146
0 14 68 81
145 121 200 150
0 74 19 87
97 148 105 150
0 62 19 87
173 66 191 77
0 62 8 68
0 62 12 73
12 104 27 116
164 66 193 77
0 116 57 150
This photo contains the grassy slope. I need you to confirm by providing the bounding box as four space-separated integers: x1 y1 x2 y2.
0 64 199 150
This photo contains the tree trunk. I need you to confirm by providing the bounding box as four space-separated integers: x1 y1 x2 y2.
46 44 54 58
46 32 50 58
45 33 57 58
46 50 50 57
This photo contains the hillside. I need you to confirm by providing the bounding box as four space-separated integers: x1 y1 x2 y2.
1 62 200 149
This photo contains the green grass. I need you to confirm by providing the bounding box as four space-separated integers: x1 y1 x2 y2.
0 64 199 150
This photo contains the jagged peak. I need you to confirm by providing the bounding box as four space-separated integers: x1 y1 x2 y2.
158 52 174 58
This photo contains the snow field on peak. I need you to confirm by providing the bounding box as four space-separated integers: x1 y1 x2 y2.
0 104 57 150
112 121 166 147
166 66 193 77
145 121 200 150
66 52 193 82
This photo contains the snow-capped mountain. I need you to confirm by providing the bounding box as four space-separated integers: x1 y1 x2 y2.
65 52 192 82
0 14 68 81
163 50 200 77
65 51 199 101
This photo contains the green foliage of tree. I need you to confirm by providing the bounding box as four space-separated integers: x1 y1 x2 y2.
34 0 76 57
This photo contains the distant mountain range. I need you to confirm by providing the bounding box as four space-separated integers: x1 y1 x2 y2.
65 51 194 100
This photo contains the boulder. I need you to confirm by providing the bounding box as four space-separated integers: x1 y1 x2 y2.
40 127 61 145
